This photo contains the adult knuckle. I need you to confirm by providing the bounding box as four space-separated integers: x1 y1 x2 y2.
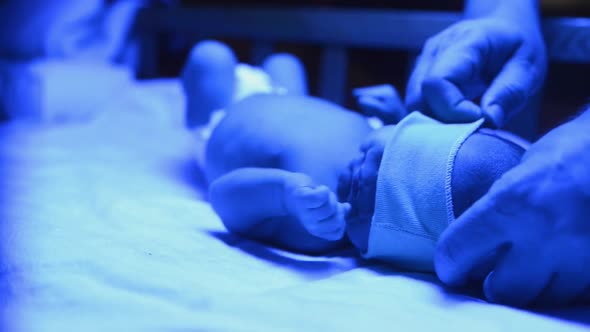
423 36 441 54
502 83 527 108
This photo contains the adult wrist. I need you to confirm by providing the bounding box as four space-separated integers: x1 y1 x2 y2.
491 1 541 32
465 0 541 33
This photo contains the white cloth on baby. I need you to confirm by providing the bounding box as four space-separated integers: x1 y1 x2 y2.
197 63 286 140
363 112 484 272
194 63 286 166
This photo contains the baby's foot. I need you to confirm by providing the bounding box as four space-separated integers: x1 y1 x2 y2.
181 40 237 128
284 176 350 241
262 53 309 95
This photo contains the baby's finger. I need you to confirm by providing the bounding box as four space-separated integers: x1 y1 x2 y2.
307 215 345 240
322 226 346 241
316 210 347 241
294 185 330 209
306 193 338 221
357 95 387 118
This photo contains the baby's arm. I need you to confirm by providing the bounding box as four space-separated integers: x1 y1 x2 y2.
210 168 349 253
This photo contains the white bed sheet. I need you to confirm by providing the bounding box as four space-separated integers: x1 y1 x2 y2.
0 78 588 331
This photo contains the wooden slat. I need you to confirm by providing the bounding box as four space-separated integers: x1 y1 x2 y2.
133 7 459 50
134 6 590 63
319 46 348 104
250 41 274 65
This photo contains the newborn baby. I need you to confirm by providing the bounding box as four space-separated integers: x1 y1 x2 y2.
185 41 525 265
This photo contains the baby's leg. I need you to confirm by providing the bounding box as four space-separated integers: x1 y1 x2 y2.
262 53 308 95
181 40 237 128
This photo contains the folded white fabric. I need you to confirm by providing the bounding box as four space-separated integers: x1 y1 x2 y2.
197 63 285 140
0 59 132 123
364 112 484 272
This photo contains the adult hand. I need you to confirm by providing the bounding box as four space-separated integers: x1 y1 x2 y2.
406 17 547 128
435 113 590 307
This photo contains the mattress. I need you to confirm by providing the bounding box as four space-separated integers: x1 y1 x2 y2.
0 77 588 331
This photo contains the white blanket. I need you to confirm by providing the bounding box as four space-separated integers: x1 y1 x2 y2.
1 78 588 331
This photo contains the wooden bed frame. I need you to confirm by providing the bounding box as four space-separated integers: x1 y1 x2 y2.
133 6 590 105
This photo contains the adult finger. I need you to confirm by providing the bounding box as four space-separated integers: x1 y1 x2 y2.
534 241 590 307
435 196 512 287
481 59 538 128
422 78 482 123
406 39 439 114
483 250 553 307
421 45 484 123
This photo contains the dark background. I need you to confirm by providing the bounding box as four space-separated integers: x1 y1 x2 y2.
152 0 590 137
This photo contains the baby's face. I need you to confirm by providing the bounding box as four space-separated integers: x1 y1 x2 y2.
339 125 397 251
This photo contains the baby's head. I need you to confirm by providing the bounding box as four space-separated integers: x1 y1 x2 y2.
340 120 527 252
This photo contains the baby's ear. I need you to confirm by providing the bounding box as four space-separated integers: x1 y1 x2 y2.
352 84 407 124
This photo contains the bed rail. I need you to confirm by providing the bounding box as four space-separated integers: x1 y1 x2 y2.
133 6 590 104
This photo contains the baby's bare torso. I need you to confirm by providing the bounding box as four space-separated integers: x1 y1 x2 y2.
206 94 373 191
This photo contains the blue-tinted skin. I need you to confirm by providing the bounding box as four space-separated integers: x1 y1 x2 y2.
191 40 523 256
436 110 590 307
421 0 590 308
206 95 372 254
205 94 524 255
406 0 546 128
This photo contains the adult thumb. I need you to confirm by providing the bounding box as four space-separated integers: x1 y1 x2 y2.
481 60 537 128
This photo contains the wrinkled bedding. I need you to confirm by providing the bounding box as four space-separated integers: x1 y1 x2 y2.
1 78 588 331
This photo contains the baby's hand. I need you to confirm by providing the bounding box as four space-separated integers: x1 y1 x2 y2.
353 84 406 124
284 176 350 241
345 125 397 251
